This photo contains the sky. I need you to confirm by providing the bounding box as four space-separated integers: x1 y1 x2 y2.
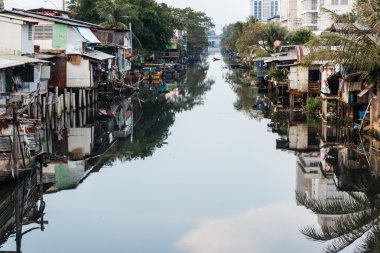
3 0 250 29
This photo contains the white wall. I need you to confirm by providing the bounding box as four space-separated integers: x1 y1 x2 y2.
289 66 308 92
289 123 308 150
66 58 91 88
67 26 85 54
0 21 22 54
21 24 34 55
68 127 93 156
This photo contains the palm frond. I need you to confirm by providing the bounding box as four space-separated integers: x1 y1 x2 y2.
296 191 369 215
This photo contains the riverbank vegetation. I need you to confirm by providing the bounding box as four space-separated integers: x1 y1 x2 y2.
67 0 214 53
222 18 313 61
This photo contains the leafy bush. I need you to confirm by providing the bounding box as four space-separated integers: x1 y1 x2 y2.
305 97 322 114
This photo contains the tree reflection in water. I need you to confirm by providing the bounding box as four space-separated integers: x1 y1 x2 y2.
297 138 380 253
110 62 215 162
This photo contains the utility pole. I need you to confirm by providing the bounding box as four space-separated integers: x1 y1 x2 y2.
0 0 4 12
62 0 65 11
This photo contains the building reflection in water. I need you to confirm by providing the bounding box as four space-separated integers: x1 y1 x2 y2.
0 62 215 250
0 167 46 253
270 110 380 251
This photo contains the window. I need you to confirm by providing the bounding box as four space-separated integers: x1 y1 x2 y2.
0 71 5 93
28 24 33 40
254 1 262 20
34 25 53 40
341 0 348 4
311 0 317 9
331 0 339 5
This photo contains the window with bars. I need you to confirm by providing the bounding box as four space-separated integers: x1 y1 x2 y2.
34 25 53 40
28 24 33 40
0 71 4 93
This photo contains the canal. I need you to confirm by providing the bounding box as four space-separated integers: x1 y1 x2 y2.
1 51 362 252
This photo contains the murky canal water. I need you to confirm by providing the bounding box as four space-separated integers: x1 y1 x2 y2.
2 51 361 252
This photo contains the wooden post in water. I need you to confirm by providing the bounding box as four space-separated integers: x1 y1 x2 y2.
38 95 42 120
72 92 76 111
42 96 46 119
64 88 68 110
57 95 62 118
48 93 52 119
87 91 91 105
83 90 87 107
78 89 82 109
79 109 83 127
55 87 59 115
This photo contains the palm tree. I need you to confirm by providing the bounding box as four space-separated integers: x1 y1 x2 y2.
296 175 380 253
302 0 380 83
263 23 287 52
95 0 131 29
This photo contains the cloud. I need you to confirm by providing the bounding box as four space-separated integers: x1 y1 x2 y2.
175 204 318 253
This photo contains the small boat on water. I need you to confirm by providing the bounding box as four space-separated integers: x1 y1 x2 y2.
143 64 163 80
212 57 221 61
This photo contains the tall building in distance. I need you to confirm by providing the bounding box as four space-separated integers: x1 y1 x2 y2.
280 0 355 32
250 0 279 23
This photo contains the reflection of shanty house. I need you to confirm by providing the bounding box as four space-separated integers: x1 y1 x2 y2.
296 151 349 228
43 99 133 191
43 122 95 192
296 152 321 199
0 171 45 250
322 144 371 191
276 122 319 152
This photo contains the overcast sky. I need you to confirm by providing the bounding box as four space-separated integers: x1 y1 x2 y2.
4 0 249 30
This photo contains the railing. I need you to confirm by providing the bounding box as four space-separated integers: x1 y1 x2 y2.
160 52 180 58
308 81 320 93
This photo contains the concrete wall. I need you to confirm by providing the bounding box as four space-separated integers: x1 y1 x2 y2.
0 21 22 54
289 123 308 150
66 58 91 88
68 127 93 157
289 66 308 92
21 24 34 55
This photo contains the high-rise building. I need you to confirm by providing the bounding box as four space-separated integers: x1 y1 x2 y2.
250 0 279 23
280 0 355 32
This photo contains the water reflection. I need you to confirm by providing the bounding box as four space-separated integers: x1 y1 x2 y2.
117 63 215 160
225 60 380 252
0 169 45 253
0 61 217 250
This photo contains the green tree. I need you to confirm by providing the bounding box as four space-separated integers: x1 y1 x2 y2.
263 23 287 52
169 7 214 52
67 0 100 23
95 0 130 28
286 28 313 45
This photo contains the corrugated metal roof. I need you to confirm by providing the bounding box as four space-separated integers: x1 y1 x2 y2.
5 10 91 27
0 54 50 64
252 57 271 62
75 27 101 44
0 13 38 24
82 50 115 61
0 58 24 69
264 55 298 63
